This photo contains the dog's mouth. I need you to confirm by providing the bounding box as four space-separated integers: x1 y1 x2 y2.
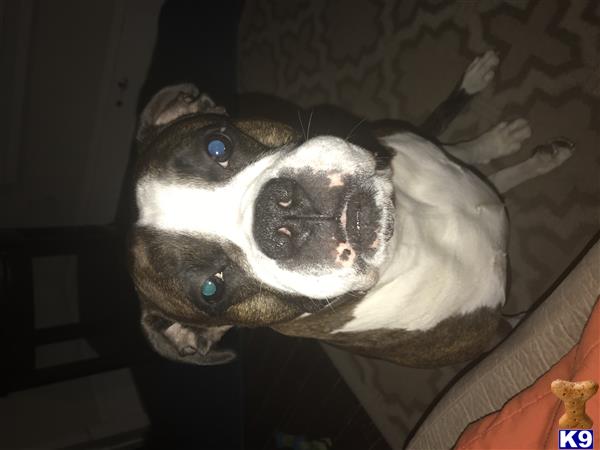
341 191 381 253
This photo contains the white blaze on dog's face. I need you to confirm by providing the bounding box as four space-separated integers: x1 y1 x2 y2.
137 131 395 301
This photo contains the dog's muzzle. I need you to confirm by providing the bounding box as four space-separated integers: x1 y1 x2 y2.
252 176 382 262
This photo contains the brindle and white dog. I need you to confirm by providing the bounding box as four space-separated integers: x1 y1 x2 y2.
129 51 573 367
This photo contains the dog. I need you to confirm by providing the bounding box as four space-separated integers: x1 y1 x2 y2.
129 51 573 368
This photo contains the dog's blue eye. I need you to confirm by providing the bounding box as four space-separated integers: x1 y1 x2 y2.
201 279 217 296
207 139 226 158
205 132 232 165
200 273 225 303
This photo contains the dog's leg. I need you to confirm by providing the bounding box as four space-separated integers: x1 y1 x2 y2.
488 138 574 194
444 118 532 164
460 50 500 95
421 50 499 136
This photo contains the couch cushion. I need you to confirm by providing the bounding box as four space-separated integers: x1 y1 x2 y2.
455 296 599 449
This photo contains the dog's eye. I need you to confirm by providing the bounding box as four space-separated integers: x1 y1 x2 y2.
205 133 233 168
200 271 225 303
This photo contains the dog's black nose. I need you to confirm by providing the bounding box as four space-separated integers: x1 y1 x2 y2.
253 177 332 260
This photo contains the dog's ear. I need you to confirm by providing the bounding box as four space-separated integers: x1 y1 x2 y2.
137 83 226 144
141 311 235 366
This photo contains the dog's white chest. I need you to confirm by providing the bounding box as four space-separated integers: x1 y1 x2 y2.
335 133 508 333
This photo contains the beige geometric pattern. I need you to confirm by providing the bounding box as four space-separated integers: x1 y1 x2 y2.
239 0 600 447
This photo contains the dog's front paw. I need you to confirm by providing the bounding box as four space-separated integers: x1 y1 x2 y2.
461 50 500 95
476 118 532 163
531 138 575 175
446 117 531 165
492 118 532 154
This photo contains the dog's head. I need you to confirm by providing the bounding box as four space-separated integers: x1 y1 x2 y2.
129 84 395 364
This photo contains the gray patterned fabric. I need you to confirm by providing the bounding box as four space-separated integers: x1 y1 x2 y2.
239 1 600 448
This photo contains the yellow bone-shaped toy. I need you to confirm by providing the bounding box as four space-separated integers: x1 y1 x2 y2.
551 379 598 429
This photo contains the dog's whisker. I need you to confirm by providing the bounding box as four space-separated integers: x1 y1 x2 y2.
306 109 314 140
297 110 307 142
345 117 367 142
325 297 335 312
